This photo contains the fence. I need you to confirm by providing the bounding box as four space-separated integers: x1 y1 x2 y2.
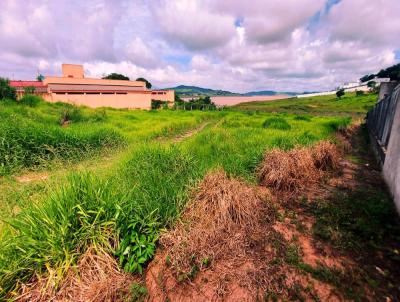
367 83 400 163
367 82 400 213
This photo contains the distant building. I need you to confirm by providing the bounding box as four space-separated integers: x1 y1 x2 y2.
9 64 174 110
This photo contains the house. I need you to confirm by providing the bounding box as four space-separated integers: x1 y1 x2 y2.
9 64 174 110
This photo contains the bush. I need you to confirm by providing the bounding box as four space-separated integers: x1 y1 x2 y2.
19 94 42 107
151 99 166 110
0 77 16 100
336 89 345 98
59 105 83 125
355 90 364 97
262 117 291 130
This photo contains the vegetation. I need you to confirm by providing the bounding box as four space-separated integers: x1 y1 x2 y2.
360 62 400 81
336 88 345 98
0 90 398 300
0 78 16 100
102 73 130 80
233 92 377 116
136 77 152 89
175 96 217 110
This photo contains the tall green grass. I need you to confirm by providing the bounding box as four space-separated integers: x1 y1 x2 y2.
0 102 352 299
0 115 124 175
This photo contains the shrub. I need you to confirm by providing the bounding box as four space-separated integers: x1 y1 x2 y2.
19 94 42 107
356 90 364 97
151 99 165 109
59 105 83 125
0 77 16 100
336 88 345 98
262 117 291 130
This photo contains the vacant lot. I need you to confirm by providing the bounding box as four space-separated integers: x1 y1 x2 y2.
0 93 399 301
234 92 377 117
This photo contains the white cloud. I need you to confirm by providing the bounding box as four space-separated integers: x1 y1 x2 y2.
0 0 399 92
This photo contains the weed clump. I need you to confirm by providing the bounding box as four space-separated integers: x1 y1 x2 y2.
160 170 271 280
59 104 83 125
312 141 340 170
262 117 291 130
16 247 134 302
19 94 42 107
257 141 340 191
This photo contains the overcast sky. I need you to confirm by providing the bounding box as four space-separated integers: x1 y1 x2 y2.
1 0 399 92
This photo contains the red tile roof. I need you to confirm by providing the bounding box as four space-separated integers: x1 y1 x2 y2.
9 80 46 87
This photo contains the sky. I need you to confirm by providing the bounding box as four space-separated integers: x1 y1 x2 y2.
0 0 399 93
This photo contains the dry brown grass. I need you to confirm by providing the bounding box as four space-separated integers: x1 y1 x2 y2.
160 170 271 277
257 141 340 192
16 247 134 302
312 141 340 170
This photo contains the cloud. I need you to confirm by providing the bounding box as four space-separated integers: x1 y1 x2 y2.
0 0 399 92
151 0 237 50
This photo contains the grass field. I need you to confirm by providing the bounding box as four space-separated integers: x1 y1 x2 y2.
234 92 377 116
1 92 396 300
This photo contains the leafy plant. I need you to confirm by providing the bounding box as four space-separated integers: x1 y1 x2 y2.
116 211 160 273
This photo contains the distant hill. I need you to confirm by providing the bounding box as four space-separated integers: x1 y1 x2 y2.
165 85 299 97
165 85 239 97
243 90 298 96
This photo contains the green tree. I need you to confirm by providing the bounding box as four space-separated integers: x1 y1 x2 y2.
336 88 345 99
360 74 375 83
0 77 16 100
376 63 400 81
102 73 130 80
36 74 45 82
136 77 152 89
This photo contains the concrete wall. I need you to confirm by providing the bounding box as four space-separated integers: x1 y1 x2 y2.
382 84 400 212
378 81 398 101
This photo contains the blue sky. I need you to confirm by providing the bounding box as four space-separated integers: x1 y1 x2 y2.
0 0 399 92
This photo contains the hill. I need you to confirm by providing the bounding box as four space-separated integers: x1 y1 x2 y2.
243 90 298 96
165 85 239 97
165 85 300 97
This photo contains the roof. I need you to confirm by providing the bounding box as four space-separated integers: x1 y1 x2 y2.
9 81 46 88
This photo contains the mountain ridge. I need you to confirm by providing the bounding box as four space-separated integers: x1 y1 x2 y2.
163 85 299 97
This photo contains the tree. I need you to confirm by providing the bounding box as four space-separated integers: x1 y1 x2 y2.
0 77 16 100
136 77 152 89
360 74 375 83
336 88 345 99
376 63 400 81
102 73 130 80
36 74 45 82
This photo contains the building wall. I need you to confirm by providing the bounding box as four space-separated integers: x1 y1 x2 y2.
62 64 84 78
151 90 175 104
47 92 152 109
44 77 146 89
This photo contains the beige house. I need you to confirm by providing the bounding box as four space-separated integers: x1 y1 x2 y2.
11 64 174 110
